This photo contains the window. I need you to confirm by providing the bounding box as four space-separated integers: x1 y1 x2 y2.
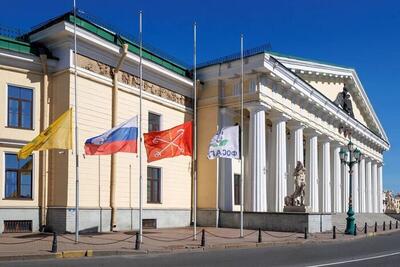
148 112 161 132
147 167 161 203
249 79 257 93
7 85 33 129
234 174 241 205
5 153 33 199
233 82 241 96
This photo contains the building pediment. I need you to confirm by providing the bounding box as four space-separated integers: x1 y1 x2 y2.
273 54 388 144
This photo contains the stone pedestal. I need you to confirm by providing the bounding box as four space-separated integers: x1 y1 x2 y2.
385 209 398 214
283 206 312 213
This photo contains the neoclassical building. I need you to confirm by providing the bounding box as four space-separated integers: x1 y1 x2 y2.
0 10 390 233
196 50 389 225
0 11 193 233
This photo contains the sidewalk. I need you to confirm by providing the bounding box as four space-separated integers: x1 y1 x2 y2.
0 226 397 261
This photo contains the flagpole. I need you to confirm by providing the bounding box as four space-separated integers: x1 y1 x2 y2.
240 34 244 238
73 0 80 243
215 125 219 228
192 22 198 241
138 10 143 243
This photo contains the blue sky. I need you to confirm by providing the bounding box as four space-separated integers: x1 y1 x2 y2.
1 0 399 191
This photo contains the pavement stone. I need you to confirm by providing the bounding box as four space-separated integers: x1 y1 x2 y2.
0 226 398 261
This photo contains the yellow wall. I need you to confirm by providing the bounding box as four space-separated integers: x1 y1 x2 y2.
63 72 192 209
0 67 42 141
0 66 42 208
47 71 71 207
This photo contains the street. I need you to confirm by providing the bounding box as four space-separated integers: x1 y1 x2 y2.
1 231 399 267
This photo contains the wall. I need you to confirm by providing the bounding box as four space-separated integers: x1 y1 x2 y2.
60 70 192 215
0 66 41 209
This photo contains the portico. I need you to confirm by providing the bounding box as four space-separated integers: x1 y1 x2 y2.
196 49 389 228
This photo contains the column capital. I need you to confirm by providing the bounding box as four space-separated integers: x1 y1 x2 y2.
304 128 321 137
220 107 236 117
330 140 342 148
245 102 271 113
287 120 305 131
370 159 380 165
318 135 334 143
269 111 291 122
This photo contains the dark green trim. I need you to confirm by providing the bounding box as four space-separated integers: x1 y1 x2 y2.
66 15 188 77
0 35 38 56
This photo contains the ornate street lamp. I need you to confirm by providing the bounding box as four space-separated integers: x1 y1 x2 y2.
339 140 361 235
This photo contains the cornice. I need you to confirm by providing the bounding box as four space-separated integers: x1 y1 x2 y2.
272 54 388 144
263 55 389 151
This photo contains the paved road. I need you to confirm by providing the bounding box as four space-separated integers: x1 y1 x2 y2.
1 231 400 267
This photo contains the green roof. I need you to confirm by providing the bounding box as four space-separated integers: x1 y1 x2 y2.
198 43 352 70
0 35 38 56
27 11 190 77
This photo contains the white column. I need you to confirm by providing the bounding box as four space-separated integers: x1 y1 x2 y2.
305 131 319 212
219 108 234 211
341 156 349 213
331 143 341 213
352 162 359 212
371 161 378 213
318 137 331 213
287 121 304 195
245 105 267 212
358 157 366 213
365 159 372 213
270 113 289 212
377 163 383 213
266 126 274 212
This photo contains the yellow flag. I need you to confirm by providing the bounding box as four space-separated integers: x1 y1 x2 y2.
18 108 73 159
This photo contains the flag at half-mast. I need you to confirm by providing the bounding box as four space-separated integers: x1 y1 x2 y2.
18 108 72 159
84 116 138 155
144 121 193 162
207 125 240 159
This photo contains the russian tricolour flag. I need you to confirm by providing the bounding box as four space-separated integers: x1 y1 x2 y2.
84 116 138 155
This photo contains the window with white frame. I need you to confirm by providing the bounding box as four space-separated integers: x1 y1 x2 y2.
148 112 161 132
147 166 161 203
7 85 33 129
249 79 257 93
4 153 33 199
233 81 241 96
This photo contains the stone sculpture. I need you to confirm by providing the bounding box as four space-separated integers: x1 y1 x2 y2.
384 190 397 213
284 161 306 207
334 86 354 118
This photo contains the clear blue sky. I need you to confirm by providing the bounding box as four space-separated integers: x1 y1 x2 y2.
1 0 399 191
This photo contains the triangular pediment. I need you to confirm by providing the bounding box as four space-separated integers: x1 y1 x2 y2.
272 54 388 143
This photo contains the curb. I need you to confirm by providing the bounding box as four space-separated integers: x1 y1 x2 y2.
0 229 398 262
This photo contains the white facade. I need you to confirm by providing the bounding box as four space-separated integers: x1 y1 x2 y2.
198 51 389 214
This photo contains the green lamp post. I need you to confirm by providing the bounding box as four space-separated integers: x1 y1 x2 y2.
339 140 361 235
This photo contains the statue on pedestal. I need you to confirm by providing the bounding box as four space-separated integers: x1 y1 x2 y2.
284 161 306 208
384 190 397 213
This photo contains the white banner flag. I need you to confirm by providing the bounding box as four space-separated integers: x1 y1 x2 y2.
207 125 240 159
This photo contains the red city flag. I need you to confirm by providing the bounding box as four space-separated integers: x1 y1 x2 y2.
144 121 193 162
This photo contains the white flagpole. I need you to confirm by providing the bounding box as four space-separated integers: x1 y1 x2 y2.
73 0 80 243
240 34 244 238
139 11 143 243
216 125 219 228
193 22 197 240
